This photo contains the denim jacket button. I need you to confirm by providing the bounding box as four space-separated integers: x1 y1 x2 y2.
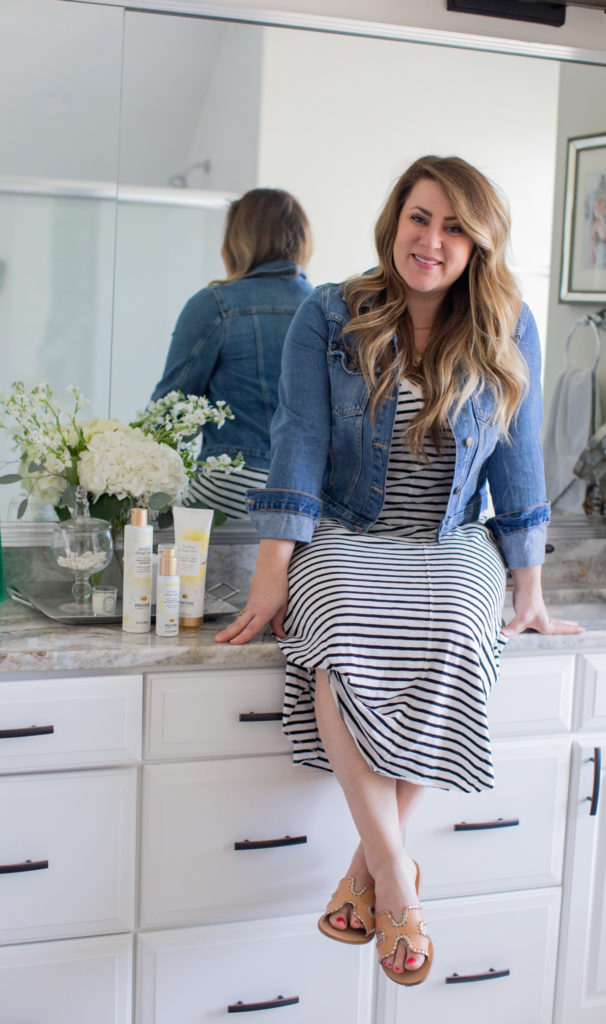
453 486 461 494
464 437 473 447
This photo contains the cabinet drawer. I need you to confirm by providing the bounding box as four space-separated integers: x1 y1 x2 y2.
378 888 560 1024
137 915 374 1024
490 653 574 735
404 738 570 899
575 654 606 731
0 674 142 772
145 668 289 759
140 755 358 928
0 934 132 1024
0 767 137 944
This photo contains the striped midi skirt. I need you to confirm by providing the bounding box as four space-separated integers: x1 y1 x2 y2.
278 518 507 793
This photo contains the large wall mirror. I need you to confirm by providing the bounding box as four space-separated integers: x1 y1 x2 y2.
1 0 606 521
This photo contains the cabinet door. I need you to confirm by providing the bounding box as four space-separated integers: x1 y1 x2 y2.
0 675 142 772
377 888 560 1024
136 915 374 1024
576 654 606 731
403 738 570 899
0 767 137 944
0 934 132 1024
490 653 575 736
145 667 289 759
140 756 359 928
554 738 606 1024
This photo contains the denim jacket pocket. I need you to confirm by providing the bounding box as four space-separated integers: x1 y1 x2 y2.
327 349 370 417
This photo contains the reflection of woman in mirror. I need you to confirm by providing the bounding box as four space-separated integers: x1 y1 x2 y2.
151 188 313 516
216 156 583 985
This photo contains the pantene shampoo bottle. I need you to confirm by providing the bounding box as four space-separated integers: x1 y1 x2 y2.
122 507 153 633
155 545 180 637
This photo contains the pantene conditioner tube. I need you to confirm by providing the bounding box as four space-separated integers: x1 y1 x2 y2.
172 506 213 628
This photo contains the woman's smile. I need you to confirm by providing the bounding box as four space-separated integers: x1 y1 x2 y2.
393 178 474 300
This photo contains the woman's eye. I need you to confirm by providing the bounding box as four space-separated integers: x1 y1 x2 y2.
447 225 464 234
411 214 427 225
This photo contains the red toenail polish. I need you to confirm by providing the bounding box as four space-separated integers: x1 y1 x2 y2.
336 917 346 924
394 966 401 972
406 958 416 965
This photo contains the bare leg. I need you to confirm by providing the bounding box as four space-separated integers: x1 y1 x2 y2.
315 669 426 974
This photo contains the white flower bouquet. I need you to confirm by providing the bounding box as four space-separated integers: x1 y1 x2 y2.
0 381 243 528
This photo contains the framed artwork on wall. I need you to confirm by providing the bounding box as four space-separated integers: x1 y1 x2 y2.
560 132 606 302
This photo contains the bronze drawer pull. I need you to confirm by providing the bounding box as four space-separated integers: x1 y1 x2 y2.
239 712 282 723
234 835 307 851
0 725 54 739
446 968 510 984
0 859 49 875
228 995 299 1012
453 818 519 831
588 747 602 817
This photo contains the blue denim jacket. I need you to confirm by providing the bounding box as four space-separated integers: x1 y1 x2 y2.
247 283 550 568
151 260 313 469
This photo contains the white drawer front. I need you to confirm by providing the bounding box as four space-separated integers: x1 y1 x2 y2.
145 668 289 759
137 915 374 1024
576 654 606 731
0 767 137 944
0 934 132 1024
378 888 560 1024
404 738 570 899
491 653 574 735
0 675 142 771
140 755 359 928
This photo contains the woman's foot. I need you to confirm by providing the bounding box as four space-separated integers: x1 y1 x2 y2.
326 844 374 934
374 854 428 975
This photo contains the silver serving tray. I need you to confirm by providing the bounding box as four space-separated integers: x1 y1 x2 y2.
8 581 240 626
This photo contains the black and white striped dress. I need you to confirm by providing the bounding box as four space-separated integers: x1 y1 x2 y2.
279 379 507 793
185 465 268 519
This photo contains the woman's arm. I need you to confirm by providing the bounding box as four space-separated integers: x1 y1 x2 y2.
501 565 584 636
214 538 295 644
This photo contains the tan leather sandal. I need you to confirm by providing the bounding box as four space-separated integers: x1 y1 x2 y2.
375 861 433 986
318 876 376 944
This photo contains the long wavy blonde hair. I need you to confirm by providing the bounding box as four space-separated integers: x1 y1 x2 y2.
343 155 528 456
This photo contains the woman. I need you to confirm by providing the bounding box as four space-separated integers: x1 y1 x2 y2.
151 187 313 517
215 156 582 985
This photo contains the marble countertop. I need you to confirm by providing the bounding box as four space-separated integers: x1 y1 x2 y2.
0 597 282 674
2 586 606 675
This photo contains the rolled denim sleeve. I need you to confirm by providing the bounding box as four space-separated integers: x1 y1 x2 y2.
247 288 332 540
151 288 223 401
484 304 550 568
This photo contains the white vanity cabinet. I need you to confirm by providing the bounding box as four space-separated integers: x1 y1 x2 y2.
0 673 141 1024
0 644 601 1023
553 653 606 1024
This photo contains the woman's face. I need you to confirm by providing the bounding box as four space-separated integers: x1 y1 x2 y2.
392 178 474 304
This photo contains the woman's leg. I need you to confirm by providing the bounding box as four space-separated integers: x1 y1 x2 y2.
315 669 426 974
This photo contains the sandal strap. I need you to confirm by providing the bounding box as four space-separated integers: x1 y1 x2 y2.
324 877 375 934
375 907 431 961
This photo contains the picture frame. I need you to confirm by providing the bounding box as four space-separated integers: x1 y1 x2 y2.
560 132 606 302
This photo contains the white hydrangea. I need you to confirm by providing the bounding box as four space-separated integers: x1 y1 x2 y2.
78 426 188 503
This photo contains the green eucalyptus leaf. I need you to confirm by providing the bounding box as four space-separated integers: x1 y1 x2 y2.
58 484 80 509
0 473 23 484
27 461 43 473
17 497 29 519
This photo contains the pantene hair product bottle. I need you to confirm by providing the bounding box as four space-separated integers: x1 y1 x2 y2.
172 506 213 628
155 544 180 637
122 507 153 633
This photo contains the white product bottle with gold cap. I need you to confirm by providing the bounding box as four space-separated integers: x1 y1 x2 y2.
121 507 153 633
155 544 180 637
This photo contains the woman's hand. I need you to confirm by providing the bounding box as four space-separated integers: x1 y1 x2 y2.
501 565 585 637
214 538 295 645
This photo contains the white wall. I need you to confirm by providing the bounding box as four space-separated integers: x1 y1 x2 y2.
257 27 558 343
